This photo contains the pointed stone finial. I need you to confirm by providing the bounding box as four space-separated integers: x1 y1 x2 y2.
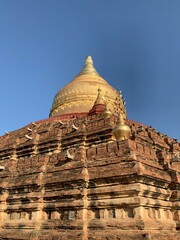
94 88 106 105
85 56 93 65
113 112 131 141
77 56 100 76
88 88 106 115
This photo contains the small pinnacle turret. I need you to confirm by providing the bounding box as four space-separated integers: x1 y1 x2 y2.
88 88 106 115
113 112 131 141
94 88 106 106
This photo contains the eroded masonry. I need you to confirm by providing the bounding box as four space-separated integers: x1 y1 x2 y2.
0 57 179 240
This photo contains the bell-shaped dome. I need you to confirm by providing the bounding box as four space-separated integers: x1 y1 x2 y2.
49 56 126 118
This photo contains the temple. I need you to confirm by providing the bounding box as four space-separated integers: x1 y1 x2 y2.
0 56 179 240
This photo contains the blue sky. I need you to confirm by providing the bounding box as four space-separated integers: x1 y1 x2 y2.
0 0 179 139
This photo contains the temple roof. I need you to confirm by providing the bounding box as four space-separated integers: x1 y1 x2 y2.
49 56 126 118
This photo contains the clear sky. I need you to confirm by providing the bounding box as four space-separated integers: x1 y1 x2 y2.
0 0 179 139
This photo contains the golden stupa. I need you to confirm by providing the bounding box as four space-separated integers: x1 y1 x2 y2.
113 112 131 141
49 56 126 118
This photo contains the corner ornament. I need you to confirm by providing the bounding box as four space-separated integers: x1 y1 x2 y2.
113 112 131 141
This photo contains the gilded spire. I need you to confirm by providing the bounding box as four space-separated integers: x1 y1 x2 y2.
102 91 112 118
88 88 106 115
94 88 106 105
113 112 131 141
102 105 112 118
77 56 100 76
49 56 127 118
117 112 125 126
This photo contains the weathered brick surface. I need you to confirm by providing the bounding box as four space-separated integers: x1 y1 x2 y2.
0 114 179 239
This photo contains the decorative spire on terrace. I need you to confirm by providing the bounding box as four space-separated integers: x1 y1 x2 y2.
113 112 131 141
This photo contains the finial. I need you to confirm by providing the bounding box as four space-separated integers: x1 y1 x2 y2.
102 106 112 118
117 112 125 125
113 112 131 141
94 88 106 105
77 56 100 76
88 88 106 115
102 93 112 118
85 56 93 65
